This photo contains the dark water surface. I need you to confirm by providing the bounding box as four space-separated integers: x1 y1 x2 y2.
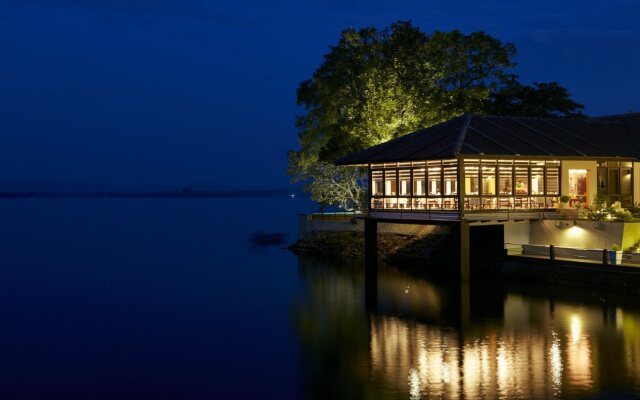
1 199 639 399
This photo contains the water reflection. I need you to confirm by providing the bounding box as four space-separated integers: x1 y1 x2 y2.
294 258 640 399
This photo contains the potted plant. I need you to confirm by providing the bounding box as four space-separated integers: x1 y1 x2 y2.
559 195 570 208
609 244 623 265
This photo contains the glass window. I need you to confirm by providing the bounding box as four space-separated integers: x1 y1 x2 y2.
427 162 442 196
413 168 425 196
498 160 513 195
569 169 587 199
371 170 384 196
546 167 559 195
515 162 529 195
399 170 411 196
621 168 632 195
464 161 479 195
384 170 397 196
597 167 607 196
608 168 619 195
530 166 544 195
481 161 496 196
443 160 458 195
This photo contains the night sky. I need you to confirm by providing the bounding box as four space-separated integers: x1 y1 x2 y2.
2 0 639 188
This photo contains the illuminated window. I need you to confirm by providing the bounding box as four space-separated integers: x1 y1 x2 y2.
498 160 513 195
413 168 425 196
465 160 479 195
443 160 458 195
371 170 384 196
546 166 559 195
427 161 442 195
481 161 496 195
568 169 587 201
399 170 411 196
530 165 544 195
515 161 529 195
384 170 397 196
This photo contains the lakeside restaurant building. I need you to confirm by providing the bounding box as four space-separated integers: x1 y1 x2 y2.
336 114 640 220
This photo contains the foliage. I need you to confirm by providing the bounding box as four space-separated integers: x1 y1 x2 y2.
485 80 584 117
628 202 640 218
289 21 584 209
287 150 366 211
584 195 614 221
614 210 635 222
560 195 570 203
583 196 639 222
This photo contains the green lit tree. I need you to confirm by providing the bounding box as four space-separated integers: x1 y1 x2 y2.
289 21 584 210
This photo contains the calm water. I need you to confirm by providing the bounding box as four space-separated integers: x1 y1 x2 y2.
1 198 639 399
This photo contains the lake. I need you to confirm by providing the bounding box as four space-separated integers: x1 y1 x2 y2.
0 198 639 399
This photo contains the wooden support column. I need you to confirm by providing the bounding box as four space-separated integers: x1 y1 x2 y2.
364 218 378 312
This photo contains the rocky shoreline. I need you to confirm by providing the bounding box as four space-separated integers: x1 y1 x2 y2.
288 231 455 267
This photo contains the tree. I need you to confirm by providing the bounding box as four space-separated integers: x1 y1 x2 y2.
485 79 585 117
289 21 584 210
287 150 366 211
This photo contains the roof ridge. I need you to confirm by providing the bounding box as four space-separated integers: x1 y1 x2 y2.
453 114 473 156
593 112 640 119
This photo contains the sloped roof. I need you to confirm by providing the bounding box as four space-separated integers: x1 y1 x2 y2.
592 112 640 127
335 114 640 165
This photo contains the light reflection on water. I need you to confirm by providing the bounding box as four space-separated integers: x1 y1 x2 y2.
295 259 640 399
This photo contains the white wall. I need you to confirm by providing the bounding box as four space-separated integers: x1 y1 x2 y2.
529 220 624 250
503 221 531 245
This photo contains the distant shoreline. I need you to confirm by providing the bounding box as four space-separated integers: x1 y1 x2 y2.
0 190 306 199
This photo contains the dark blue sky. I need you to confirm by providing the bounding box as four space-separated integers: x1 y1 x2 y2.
1 0 639 188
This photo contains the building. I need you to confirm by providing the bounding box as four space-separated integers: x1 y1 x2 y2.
335 113 640 268
336 113 640 220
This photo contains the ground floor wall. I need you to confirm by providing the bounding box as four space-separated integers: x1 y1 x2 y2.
529 220 630 250
298 214 640 253
503 222 531 246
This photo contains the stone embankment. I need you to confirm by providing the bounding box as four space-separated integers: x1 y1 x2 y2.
288 230 454 266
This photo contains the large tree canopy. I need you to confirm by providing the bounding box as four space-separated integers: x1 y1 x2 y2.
289 21 584 210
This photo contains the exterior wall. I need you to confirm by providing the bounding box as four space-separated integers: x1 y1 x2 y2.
529 220 625 250
561 160 597 206
622 223 640 249
634 161 640 206
503 221 531 246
